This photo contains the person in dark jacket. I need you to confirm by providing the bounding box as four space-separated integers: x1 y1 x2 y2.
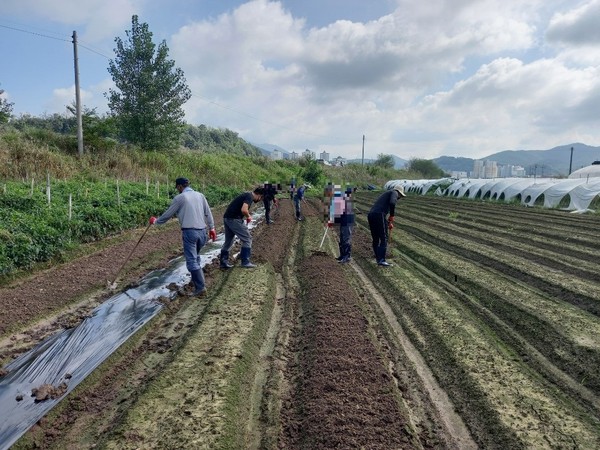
367 186 406 266
150 177 217 297
219 187 265 269
263 182 279 225
325 183 355 263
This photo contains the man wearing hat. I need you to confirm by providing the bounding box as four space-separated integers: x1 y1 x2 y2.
367 185 406 266
150 177 217 297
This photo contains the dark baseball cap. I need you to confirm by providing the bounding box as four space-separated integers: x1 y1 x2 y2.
175 177 189 187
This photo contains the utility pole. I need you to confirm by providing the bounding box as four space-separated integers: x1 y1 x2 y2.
72 30 83 157
568 146 574 175
361 134 365 166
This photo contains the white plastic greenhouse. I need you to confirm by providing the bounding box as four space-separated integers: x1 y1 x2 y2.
385 176 600 212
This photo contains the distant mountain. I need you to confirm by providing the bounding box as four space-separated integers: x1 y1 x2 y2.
433 143 600 176
253 143 409 168
254 143 290 158
432 156 476 173
252 141 600 177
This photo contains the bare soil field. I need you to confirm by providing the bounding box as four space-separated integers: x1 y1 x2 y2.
1 193 600 449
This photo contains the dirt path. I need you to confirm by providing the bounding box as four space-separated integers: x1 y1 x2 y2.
2 193 600 449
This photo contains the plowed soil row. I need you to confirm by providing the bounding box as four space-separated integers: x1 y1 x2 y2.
401 202 600 262
413 197 600 242
1 192 600 449
353 193 600 448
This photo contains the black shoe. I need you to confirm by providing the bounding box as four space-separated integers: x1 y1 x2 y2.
335 255 343 261
189 288 207 297
338 256 351 264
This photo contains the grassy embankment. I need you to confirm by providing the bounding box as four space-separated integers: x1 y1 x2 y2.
0 125 412 280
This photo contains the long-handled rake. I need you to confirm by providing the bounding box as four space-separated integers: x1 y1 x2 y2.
108 222 152 290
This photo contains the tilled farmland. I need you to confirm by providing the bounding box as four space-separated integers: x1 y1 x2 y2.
1 192 600 449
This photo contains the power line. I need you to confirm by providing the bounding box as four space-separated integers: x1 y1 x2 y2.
0 22 112 59
0 23 70 42
1 21 370 147
78 42 111 59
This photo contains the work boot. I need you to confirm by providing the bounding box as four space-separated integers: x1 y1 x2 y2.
338 256 351 264
240 247 256 268
376 246 392 266
189 269 207 296
220 250 234 269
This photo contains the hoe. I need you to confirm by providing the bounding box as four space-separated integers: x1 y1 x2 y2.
108 222 152 290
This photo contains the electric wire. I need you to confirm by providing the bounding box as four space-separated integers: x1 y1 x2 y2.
0 21 371 147
0 23 70 42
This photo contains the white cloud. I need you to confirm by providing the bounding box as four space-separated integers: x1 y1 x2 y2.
45 86 80 113
45 83 109 115
404 56 600 158
2 0 141 41
169 0 555 158
5 0 599 160
546 0 600 46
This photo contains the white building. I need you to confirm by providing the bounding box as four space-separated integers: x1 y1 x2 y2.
319 151 330 162
332 156 346 167
472 160 498 178
451 171 469 179
271 149 283 160
303 148 315 159
498 164 527 178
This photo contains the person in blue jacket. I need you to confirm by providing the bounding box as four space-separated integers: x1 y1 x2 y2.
367 186 406 266
294 184 308 220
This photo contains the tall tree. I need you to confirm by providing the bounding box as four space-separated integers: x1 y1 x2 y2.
106 15 191 150
407 158 447 178
373 153 395 169
0 84 14 124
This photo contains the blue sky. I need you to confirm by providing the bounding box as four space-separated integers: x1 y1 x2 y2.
1 0 599 160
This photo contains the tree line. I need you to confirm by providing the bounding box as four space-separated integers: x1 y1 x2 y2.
1 15 445 179
1 15 195 153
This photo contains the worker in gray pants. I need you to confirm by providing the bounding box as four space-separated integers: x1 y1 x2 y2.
220 187 265 269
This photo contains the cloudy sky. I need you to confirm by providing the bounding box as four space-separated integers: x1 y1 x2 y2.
1 0 599 160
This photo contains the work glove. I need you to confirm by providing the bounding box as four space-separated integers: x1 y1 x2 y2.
209 228 217 242
327 221 334 228
246 216 252 225
388 216 395 223
388 221 394 230
149 216 157 225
